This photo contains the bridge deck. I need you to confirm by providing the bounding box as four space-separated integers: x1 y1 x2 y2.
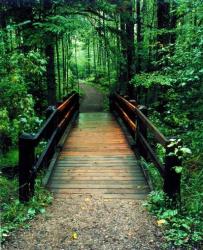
47 113 149 199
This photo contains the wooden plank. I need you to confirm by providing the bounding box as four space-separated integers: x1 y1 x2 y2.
53 169 143 173
56 162 138 165
49 179 146 184
103 194 147 200
48 183 148 189
50 187 149 194
53 170 144 178
54 167 141 171
51 178 145 182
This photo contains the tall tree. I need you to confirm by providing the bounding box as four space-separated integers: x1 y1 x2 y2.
43 0 56 105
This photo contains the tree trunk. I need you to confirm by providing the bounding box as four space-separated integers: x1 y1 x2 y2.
157 0 170 45
43 0 56 105
87 38 91 75
92 34 97 76
119 13 128 94
62 36 66 96
45 43 56 105
56 36 61 100
136 0 141 73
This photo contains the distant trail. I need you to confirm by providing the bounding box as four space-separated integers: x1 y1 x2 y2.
79 83 104 112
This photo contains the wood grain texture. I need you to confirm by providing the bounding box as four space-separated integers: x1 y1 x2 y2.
47 113 149 199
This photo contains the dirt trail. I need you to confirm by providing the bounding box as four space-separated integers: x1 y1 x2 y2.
79 83 104 112
2 195 164 250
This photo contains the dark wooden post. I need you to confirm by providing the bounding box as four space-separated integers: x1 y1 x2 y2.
19 133 35 202
136 105 148 159
57 101 63 108
109 93 114 112
76 93 80 111
164 139 182 200
46 106 56 119
129 99 137 137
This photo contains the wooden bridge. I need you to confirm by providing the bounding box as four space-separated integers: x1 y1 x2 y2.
48 112 149 199
18 91 182 202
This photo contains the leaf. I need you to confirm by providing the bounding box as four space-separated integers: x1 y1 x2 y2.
85 197 90 202
180 147 192 154
28 208 36 217
174 166 183 174
71 232 78 240
39 208 46 214
157 219 167 226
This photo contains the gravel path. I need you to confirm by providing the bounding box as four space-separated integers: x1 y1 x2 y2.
2 195 164 250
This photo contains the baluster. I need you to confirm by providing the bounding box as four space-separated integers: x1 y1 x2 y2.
129 99 137 137
136 105 148 159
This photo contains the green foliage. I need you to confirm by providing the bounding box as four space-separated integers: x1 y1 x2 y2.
130 72 172 88
0 175 53 243
145 191 203 248
141 159 163 190
0 47 44 152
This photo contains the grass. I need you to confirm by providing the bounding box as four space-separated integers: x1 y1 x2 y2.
0 149 18 169
0 173 53 244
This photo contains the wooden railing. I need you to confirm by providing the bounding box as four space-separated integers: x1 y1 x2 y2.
110 92 182 199
19 92 79 202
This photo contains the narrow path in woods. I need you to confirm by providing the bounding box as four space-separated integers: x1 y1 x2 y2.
79 83 104 112
3 84 164 249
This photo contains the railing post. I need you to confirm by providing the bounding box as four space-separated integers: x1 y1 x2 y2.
129 99 137 136
46 106 56 119
109 94 113 112
136 105 148 159
19 133 35 202
164 139 182 200
76 93 80 111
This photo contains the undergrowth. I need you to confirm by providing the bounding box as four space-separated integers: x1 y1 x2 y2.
145 191 202 249
0 149 18 170
143 119 203 249
0 174 53 244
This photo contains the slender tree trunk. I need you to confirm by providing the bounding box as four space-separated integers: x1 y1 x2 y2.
56 36 61 99
66 34 69 93
43 0 56 105
62 36 66 96
87 38 91 75
116 15 120 83
119 13 128 94
74 37 79 92
170 0 177 45
126 0 135 83
45 43 56 105
136 0 141 73
92 34 97 76
157 0 170 45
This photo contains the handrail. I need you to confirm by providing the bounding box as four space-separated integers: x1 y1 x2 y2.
110 92 182 200
114 93 168 146
19 92 79 202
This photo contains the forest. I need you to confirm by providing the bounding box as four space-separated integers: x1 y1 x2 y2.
0 0 202 249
